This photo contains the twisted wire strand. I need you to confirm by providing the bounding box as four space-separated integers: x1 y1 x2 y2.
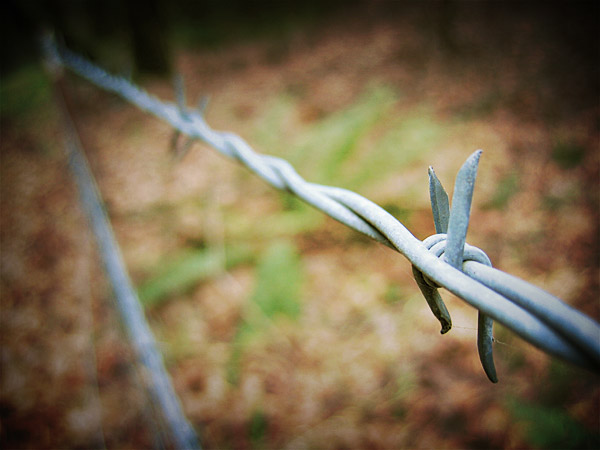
422 234 497 382
44 38 200 448
45 36 600 374
50 80 200 448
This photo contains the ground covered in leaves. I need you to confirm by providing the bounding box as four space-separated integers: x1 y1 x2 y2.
2 3 599 449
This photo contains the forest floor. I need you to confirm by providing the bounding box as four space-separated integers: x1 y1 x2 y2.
1 3 599 449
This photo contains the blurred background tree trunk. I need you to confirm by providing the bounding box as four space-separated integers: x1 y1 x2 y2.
126 0 172 79
1 0 172 79
436 0 458 55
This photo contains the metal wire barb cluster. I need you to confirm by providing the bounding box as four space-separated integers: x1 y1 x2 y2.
43 36 600 384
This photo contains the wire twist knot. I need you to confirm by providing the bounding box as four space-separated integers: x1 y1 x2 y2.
421 233 492 288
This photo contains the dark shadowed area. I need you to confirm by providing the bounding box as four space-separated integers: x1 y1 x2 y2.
1 1 599 448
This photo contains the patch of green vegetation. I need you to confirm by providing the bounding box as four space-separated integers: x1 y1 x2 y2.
294 85 397 185
224 204 323 244
0 63 53 121
507 398 600 449
394 365 418 402
253 94 297 152
274 190 325 233
541 183 580 211
382 203 413 223
249 409 268 447
391 403 408 419
551 141 585 169
255 84 448 198
350 107 442 189
384 284 405 305
250 241 303 320
540 360 580 406
541 195 563 211
159 321 197 365
278 191 305 211
266 209 324 237
227 241 303 383
483 171 520 210
137 244 254 307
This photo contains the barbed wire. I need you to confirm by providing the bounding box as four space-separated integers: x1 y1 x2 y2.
44 39 201 449
42 34 600 387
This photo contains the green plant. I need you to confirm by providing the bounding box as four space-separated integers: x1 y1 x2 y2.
508 399 600 449
0 64 52 121
293 85 397 186
483 171 520 210
552 141 585 169
227 241 304 384
137 244 254 307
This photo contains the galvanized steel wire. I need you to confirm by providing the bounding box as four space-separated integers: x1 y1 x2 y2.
44 41 201 449
43 35 600 386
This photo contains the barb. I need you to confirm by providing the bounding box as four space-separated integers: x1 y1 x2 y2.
411 167 451 335
428 167 450 234
43 35 600 382
432 153 497 382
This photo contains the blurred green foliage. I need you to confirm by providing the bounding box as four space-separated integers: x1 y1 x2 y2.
0 63 52 121
552 140 585 169
483 171 520 210
249 409 268 447
228 241 303 384
349 107 441 188
316 86 395 184
256 84 448 201
137 248 223 307
292 85 396 186
223 203 323 245
384 283 406 305
137 244 254 307
253 94 297 153
508 399 600 449
248 240 303 321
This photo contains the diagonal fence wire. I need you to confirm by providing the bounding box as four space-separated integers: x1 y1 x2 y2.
42 34 600 388
43 41 201 449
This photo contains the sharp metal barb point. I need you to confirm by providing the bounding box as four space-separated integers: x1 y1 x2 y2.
170 76 199 160
412 265 452 334
197 95 210 115
428 167 450 234
174 137 195 162
122 61 134 81
169 129 181 155
443 150 497 382
445 150 481 268
478 312 498 382
412 166 452 334
174 74 188 119
169 129 195 161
